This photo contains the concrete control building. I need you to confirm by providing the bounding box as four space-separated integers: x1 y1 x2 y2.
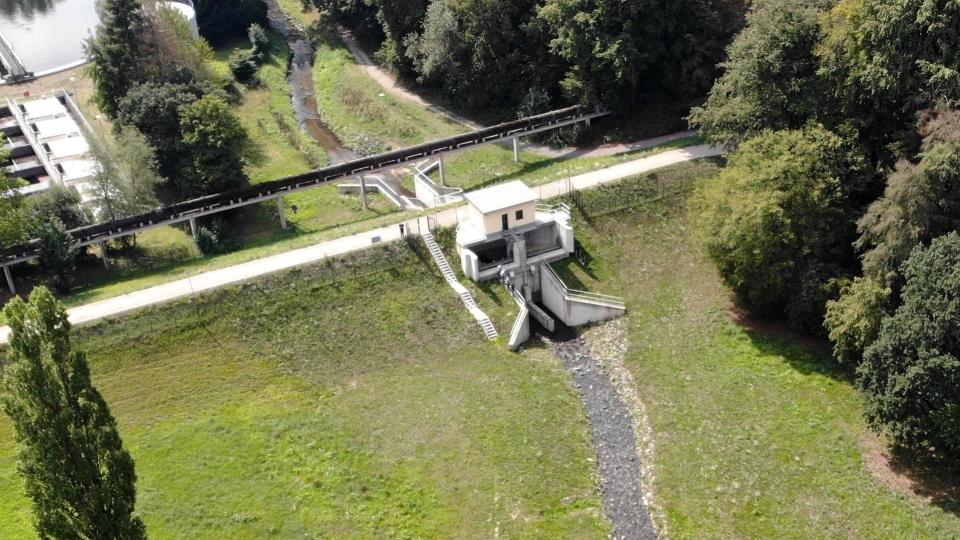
453 180 625 349
456 181 574 282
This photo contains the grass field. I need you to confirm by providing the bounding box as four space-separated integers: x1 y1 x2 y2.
0 244 609 538
551 160 960 538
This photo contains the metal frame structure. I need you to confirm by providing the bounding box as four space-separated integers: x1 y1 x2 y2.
1 106 606 291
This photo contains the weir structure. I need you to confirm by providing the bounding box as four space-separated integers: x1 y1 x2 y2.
0 106 606 293
453 180 625 349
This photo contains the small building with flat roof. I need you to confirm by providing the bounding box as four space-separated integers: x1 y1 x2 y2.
456 180 574 281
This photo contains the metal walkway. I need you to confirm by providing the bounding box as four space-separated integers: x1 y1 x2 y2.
421 228 498 340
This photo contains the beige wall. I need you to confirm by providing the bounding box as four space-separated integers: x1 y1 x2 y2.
471 201 537 235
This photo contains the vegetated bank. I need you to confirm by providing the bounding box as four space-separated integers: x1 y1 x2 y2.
0 243 609 537
555 160 960 537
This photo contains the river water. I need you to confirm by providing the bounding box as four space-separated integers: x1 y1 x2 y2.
264 0 356 164
0 0 99 74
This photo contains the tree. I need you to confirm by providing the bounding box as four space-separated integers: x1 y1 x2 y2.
689 0 836 147
817 0 960 162
538 0 742 108
0 167 31 250
193 0 267 45
35 218 78 293
824 276 890 368
87 127 162 222
85 0 149 117
367 0 429 73
116 81 207 180
178 95 249 196
694 126 868 330
2 287 145 538
856 109 960 286
859 232 960 461
31 184 88 230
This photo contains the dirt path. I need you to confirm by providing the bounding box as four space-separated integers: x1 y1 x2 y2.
550 329 657 539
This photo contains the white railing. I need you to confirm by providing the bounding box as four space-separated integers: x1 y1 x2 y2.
541 263 625 309
414 160 464 208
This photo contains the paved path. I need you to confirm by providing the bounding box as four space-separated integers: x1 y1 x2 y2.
0 144 720 344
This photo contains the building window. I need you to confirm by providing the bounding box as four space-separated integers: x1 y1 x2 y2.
516 209 524 221
501 213 509 231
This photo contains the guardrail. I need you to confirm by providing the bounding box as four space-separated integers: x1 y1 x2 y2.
1 106 607 268
541 263 625 309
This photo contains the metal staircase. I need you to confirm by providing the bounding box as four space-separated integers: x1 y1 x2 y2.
422 230 499 340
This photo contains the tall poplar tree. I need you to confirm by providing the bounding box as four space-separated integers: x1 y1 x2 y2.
1 287 146 539
86 0 149 117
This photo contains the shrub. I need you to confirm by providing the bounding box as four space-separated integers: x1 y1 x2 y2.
229 49 259 85
859 233 960 461
824 276 891 368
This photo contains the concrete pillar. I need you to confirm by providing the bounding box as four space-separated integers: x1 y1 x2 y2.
513 137 520 162
3 265 15 295
189 217 198 238
438 155 446 186
99 241 111 269
277 196 287 229
359 176 369 209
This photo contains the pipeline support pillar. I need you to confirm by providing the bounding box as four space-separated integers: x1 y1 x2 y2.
438 156 446 186
359 176 369 209
513 137 520 162
189 217 198 237
277 196 287 229
3 266 14 295
99 241 111 269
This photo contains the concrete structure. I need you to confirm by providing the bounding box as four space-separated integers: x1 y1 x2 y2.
1 91 100 208
454 180 624 349
456 181 574 282
163 0 200 38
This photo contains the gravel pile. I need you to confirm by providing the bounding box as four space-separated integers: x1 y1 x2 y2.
550 322 657 540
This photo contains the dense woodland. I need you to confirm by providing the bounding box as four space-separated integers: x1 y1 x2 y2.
0 0 958 473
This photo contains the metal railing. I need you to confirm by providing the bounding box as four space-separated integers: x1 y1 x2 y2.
541 263 625 308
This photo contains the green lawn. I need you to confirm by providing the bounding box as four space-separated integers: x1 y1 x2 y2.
551 161 960 538
0 244 609 538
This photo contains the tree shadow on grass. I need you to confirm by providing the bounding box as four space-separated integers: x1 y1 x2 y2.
729 309 849 383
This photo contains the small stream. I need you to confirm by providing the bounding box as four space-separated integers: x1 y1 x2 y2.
264 0 357 164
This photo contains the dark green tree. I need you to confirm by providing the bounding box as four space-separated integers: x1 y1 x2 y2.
859 232 960 461
694 126 868 330
689 0 836 147
116 81 206 180
2 287 146 538
0 164 31 250
856 109 960 286
34 218 78 293
179 95 250 196
193 0 267 45
538 0 742 108
31 184 88 230
817 0 960 162
85 0 149 117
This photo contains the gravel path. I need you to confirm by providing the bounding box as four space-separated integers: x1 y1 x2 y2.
551 330 657 539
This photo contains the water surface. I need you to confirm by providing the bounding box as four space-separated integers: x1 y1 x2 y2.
0 0 99 73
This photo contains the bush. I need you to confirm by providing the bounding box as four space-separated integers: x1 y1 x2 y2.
229 49 259 85
194 218 237 255
859 233 960 461
824 276 891 368
693 126 867 331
